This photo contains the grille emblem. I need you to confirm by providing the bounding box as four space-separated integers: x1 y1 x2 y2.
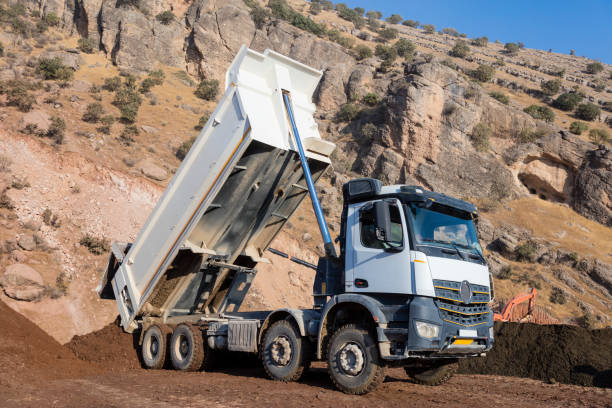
460 280 472 303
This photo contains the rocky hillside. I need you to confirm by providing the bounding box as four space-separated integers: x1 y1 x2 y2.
0 0 610 342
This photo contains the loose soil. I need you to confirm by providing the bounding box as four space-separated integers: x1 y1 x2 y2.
2 301 611 407
459 322 612 388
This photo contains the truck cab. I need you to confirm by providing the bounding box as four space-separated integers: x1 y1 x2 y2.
307 178 494 393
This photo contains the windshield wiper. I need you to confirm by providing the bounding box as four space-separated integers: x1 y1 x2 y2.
450 242 466 261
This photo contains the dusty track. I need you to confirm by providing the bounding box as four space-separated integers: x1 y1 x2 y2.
1 301 611 407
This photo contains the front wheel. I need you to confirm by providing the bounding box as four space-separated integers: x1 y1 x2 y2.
327 324 385 395
405 360 458 386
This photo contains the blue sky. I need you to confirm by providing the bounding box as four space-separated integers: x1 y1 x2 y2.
337 0 612 64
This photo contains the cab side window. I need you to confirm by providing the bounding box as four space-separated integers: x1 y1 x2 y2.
360 202 403 249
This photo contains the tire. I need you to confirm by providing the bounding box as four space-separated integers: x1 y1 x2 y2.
169 324 205 371
141 324 170 369
405 360 458 386
201 338 215 372
326 324 385 395
261 320 306 382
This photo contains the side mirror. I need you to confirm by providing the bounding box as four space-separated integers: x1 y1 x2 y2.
374 201 392 243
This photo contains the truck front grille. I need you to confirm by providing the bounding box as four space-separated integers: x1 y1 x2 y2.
432 279 491 327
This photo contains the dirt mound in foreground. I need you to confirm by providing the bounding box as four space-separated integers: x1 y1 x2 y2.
0 300 95 386
66 318 142 370
459 322 612 388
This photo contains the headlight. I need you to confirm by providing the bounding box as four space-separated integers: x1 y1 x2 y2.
489 326 494 340
415 321 440 339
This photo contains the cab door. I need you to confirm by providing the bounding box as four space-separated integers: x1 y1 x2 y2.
345 199 413 294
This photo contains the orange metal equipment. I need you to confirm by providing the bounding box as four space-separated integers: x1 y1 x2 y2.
493 288 537 322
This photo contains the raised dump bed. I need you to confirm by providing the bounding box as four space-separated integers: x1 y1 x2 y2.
98 46 335 332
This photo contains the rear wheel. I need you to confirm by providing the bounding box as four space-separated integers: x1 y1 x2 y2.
261 320 306 382
141 324 170 369
405 360 458 386
169 324 204 371
327 324 385 395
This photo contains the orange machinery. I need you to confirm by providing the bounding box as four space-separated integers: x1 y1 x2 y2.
493 288 537 322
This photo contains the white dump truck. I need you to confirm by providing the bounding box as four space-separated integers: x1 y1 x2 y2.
98 46 494 394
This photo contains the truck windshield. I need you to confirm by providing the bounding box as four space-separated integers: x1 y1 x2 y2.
406 203 481 252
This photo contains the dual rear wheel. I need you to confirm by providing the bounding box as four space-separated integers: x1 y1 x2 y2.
141 323 206 371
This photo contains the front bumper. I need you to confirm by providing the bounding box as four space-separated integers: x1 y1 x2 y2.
377 296 494 360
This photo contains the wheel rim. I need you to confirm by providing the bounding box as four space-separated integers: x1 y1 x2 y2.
337 342 365 376
144 332 160 361
270 335 292 366
174 334 190 361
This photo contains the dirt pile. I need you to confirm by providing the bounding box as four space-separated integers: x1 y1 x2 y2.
66 318 142 370
459 322 612 388
0 300 95 388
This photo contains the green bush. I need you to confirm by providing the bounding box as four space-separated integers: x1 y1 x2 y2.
553 92 583 111
37 57 74 81
97 115 115 134
195 112 211 130
113 87 142 123
575 103 600 121
569 121 588 135
422 24 435 34
517 128 547 144
0 41 4 57
195 79 219 101
515 241 537 262
586 62 604 74
385 14 403 24
139 77 156 93
6 86 35 112
498 265 512 279
362 92 380 106
336 103 360 122
463 86 477 99
249 4 270 27
319 1 333 10
589 128 610 144
77 37 96 54
470 122 491 152
338 7 365 28
82 102 105 123
118 124 139 145
394 38 415 59
471 64 495 82
442 27 459 37
47 116 66 144
378 27 398 41
375 44 397 61
591 78 606 92
148 69 165 86
449 40 470 58
80 234 110 255
523 105 555 123
308 2 321 15
549 287 567 304
103 76 122 91
402 20 419 28
361 123 377 140
471 36 488 47
156 10 175 24
540 79 562 96
504 42 519 55
176 136 196 160
489 91 509 105
354 45 373 60
44 12 60 26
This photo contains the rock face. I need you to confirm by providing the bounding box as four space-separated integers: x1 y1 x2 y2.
574 146 612 226
0 264 45 301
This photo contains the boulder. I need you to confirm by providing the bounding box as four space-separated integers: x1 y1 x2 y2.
18 110 52 133
588 260 612 295
141 125 158 134
40 50 83 70
71 79 92 92
0 264 45 301
17 235 36 251
139 160 167 181
574 146 612 226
